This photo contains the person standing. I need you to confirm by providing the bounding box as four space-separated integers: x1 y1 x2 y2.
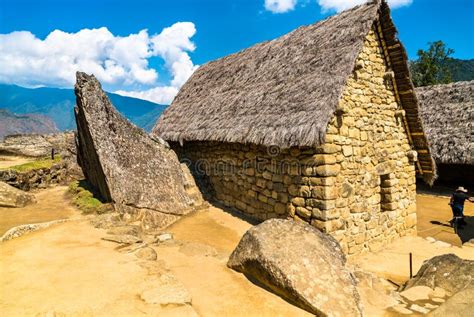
449 187 474 226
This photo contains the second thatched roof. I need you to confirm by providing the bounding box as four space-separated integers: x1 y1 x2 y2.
416 81 474 165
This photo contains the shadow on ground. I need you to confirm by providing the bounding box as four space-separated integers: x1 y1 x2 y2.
430 216 474 243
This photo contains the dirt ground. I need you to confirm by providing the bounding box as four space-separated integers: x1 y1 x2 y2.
0 155 35 169
416 193 474 246
1 185 474 316
0 186 79 236
0 207 312 317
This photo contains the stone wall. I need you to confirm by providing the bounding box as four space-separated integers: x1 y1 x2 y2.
0 161 69 191
173 26 417 255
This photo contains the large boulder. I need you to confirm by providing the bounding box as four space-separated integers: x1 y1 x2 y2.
74 72 202 228
228 219 363 316
0 181 36 207
403 254 473 295
428 286 474 317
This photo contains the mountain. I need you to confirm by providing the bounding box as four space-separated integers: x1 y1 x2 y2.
0 109 59 139
444 58 474 82
0 84 167 132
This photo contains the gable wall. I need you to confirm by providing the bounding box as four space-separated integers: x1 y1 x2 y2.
170 27 417 255
318 26 417 254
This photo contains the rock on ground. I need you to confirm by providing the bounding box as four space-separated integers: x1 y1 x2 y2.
140 274 192 306
0 181 36 207
74 72 202 229
102 234 142 245
135 247 158 261
228 219 362 317
428 286 474 317
403 254 473 295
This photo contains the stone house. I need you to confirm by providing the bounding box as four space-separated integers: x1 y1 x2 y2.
153 0 436 254
417 81 473 187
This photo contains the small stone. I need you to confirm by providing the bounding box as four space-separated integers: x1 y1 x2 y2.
157 233 173 242
140 274 191 305
102 234 142 244
390 304 413 315
430 287 446 299
431 297 445 304
106 226 139 236
291 197 305 207
135 247 157 261
433 240 451 248
409 304 430 314
423 303 438 310
295 207 311 220
400 286 433 302
425 236 436 243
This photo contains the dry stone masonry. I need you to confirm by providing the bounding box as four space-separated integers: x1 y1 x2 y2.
174 27 417 255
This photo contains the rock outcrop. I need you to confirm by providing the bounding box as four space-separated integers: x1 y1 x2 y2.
0 181 36 207
403 254 473 295
228 219 363 316
428 286 474 317
74 72 202 229
0 132 75 157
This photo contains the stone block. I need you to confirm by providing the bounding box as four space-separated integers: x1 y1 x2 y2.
342 146 353 156
300 185 311 198
311 186 339 200
274 203 286 214
296 207 311 220
306 199 336 210
277 192 289 203
316 144 341 154
272 174 283 182
316 165 341 177
291 197 305 207
288 184 299 196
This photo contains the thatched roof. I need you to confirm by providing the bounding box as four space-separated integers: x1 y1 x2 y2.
416 81 473 165
154 0 436 183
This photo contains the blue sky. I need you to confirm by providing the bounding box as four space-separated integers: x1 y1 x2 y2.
0 0 473 104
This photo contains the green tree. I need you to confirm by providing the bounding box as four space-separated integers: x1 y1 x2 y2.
409 41 454 87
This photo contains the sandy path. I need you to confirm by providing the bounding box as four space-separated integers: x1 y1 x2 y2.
0 186 79 236
0 220 155 317
350 235 474 285
0 206 311 316
161 207 312 316
416 194 474 246
0 155 35 169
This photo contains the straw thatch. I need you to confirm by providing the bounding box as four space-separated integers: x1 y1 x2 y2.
416 81 474 165
154 1 379 147
153 0 436 183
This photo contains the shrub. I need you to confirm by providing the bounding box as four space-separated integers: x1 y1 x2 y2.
68 180 112 214
5 155 62 172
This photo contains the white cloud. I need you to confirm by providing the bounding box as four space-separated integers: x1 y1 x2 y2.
317 0 413 12
0 22 198 104
265 0 298 13
387 0 413 8
115 86 179 105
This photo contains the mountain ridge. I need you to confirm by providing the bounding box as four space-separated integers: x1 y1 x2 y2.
0 84 167 132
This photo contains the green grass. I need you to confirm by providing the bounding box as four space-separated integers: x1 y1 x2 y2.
6 155 61 172
68 180 111 214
